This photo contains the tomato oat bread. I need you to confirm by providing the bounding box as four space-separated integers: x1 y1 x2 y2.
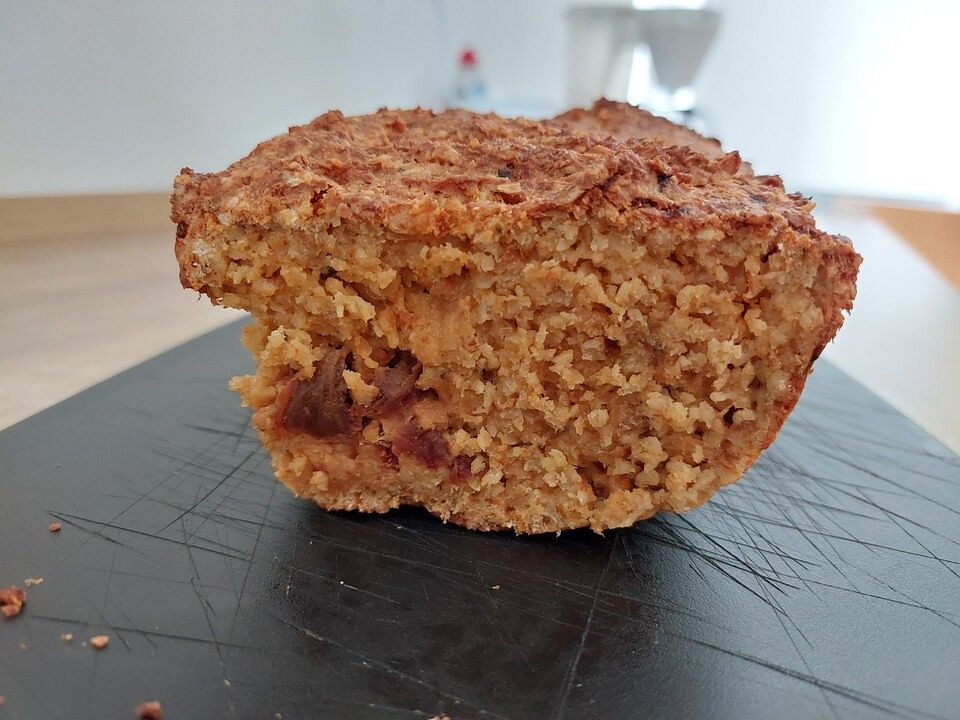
173 104 859 533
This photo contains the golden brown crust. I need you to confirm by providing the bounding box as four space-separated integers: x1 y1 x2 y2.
551 99 726 159
172 106 827 245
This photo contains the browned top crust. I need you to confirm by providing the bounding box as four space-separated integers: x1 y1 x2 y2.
172 105 824 240
551 99 725 160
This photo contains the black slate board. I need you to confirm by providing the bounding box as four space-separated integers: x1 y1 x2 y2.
1 321 959 720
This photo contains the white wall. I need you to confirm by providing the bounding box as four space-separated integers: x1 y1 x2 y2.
696 0 960 203
0 1 446 196
2 0 958 202
0 0 572 197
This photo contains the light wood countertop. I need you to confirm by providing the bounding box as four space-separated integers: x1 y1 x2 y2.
0 199 244 429
1 194 957 454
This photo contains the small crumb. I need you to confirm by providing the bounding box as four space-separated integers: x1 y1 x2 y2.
0 586 25 618
24 577 43 588
49 522 61 533
275 714 283 720
134 700 163 719
0 695 5 706
89 635 110 649
61 633 74 643
491 585 500 590
19 642 27 650
223 679 231 687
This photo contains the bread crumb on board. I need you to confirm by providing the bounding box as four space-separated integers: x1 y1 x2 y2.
24 577 43 588
60 633 74 643
0 586 26 618
135 700 163 719
49 522 61 532
89 635 110 649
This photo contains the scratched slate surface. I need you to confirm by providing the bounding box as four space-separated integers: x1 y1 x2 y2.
1 322 959 720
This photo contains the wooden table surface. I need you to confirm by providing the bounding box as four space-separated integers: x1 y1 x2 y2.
1 194 957 454
0 195 244 430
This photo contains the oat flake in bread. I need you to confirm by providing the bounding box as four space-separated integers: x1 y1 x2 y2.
173 103 859 533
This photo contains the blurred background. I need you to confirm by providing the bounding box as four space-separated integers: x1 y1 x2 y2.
1 0 958 451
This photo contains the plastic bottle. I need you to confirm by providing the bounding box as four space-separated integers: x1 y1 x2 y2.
451 48 489 110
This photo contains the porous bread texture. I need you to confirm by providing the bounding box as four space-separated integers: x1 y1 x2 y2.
189 214 853 533
174 106 859 533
